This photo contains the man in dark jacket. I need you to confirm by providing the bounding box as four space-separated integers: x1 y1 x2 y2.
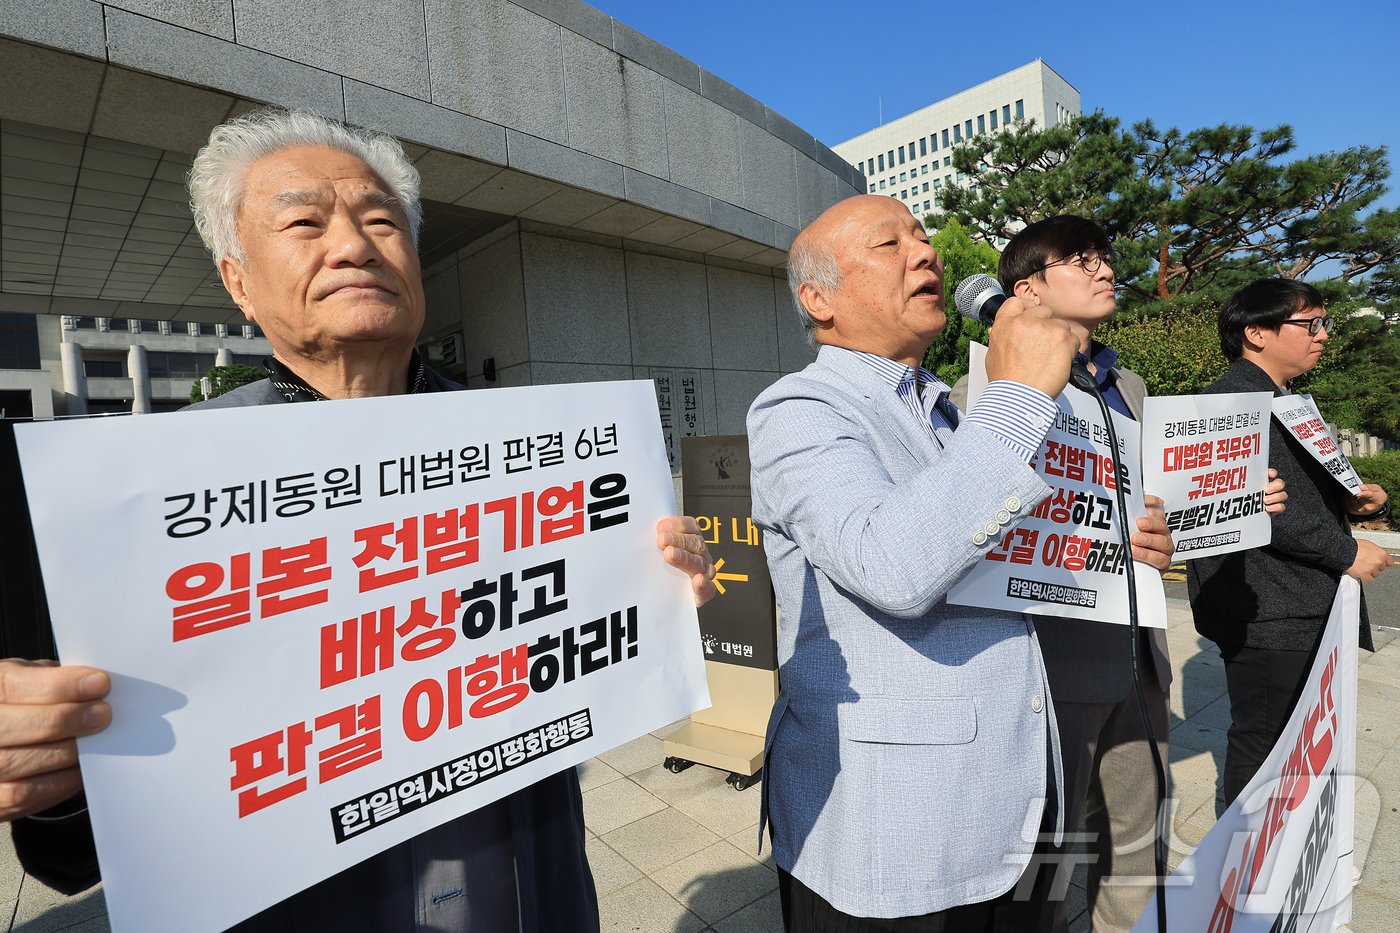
0 108 717 932
1189 278 1393 810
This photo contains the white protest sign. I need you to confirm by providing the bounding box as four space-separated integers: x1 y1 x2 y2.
948 344 1166 628
15 380 710 933
1142 392 1274 560
1272 394 1362 494
1132 577 1359 932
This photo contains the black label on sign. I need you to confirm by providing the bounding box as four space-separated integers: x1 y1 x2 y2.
682 435 776 671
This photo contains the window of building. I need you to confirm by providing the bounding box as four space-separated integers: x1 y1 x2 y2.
897 146 905 165
888 149 895 167
147 352 217 379
943 156 951 167
908 140 916 160
878 153 885 171
83 359 124 378
867 158 875 175
945 174 953 186
922 182 929 192
930 134 938 153
956 170 965 182
921 165 928 175
942 129 949 148
901 190 908 199
923 201 931 212
932 196 940 208
965 119 973 138
1003 104 1012 123
919 138 927 156
1015 99 1024 119
879 180 886 190
933 178 942 189
977 114 985 134
953 125 961 143
899 172 907 182
0 312 41 371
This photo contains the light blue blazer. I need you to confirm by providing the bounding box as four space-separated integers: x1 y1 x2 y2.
748 345 1063 919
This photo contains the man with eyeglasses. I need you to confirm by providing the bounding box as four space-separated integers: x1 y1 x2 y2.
952 215 1187 933
1189 277 1392 813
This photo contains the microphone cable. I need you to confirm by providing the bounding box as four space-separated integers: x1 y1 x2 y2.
1068 363 1169 933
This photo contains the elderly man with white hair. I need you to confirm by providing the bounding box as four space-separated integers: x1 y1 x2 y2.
0 108 716 932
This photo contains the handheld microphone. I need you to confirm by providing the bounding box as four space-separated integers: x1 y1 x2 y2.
952 273 1097 393
953 273 1005 325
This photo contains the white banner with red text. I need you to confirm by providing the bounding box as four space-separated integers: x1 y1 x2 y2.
1272 394 1362 494
16 380 709 933
1141 392 1274 560
1131 577 1359 932
949 343 1167 628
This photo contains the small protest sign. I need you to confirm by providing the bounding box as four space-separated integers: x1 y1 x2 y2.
1272 395 1362 494
1142 392 1273 560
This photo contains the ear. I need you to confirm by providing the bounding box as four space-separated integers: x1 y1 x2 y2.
798 281 833 327
1012 277 1041 304
1242 323 1269 353
219 257 257 324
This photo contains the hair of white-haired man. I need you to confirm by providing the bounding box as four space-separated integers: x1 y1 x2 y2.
786 234 843 347
187 108 422 266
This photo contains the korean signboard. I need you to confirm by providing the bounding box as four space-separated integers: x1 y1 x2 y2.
949 344 1166 628
1272 395 1362 494
1141 392 1274 560
681 435 776 671
15 380 709 933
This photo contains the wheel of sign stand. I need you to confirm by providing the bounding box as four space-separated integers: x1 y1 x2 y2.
663 756 694 774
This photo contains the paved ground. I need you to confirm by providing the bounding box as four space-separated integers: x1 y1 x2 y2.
6 532 1399 931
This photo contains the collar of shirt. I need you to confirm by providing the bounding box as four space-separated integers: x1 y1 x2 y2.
843 347 959 436
1072 340 1120 390
263 352 432 402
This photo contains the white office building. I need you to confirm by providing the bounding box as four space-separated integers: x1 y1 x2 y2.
833 60 1080 224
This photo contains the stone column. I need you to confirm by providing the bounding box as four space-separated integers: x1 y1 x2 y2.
128 344 151 414
59 341 88 416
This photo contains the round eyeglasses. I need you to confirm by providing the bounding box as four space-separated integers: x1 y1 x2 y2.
1036 248 1119 276
1280 315 1333 336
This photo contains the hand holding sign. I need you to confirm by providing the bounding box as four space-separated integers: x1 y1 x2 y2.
1346 482 1389 519
1131 496 1174 572
655 516 718 606
0 659 110 821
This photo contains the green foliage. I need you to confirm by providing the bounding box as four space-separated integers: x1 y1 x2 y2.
189 364 265 404
930 113 1400 307
1350 451 1400 529
1098 301 1226 397
920 217 998 381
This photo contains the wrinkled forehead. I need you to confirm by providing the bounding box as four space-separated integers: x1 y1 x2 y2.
241 146 398 215
829 198 921 247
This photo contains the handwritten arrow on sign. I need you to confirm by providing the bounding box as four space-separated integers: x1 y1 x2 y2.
711 557 749 595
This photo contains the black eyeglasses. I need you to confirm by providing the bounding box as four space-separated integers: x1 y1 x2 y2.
1036 248 1119 276
1281 315 1333 336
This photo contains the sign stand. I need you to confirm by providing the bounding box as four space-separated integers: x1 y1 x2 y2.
663 436 777 790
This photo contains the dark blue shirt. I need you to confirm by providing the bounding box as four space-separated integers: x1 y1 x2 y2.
1076 341 1133 421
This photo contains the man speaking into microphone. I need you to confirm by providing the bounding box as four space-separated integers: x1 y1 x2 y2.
747 197 1175 931
952 216 1285 933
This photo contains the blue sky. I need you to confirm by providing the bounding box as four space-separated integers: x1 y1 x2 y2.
591 0 1400 209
